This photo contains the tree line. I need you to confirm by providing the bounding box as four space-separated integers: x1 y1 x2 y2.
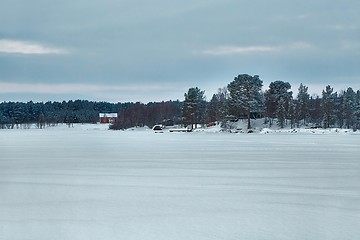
0 100 117 129
1 74 360 130
182 74 360 130
109 101 182 130
0 99 182 129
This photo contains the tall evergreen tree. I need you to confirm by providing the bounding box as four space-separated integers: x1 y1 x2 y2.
288 99 297 128
227 74 263 129
208 94 219 123
276 97 287 128
182 87 206 129
208 87 229 122
355 90 360 130
264 81 292 126
342 87 357 129
296 83 310 125
308 96 322 127
321 85 337 128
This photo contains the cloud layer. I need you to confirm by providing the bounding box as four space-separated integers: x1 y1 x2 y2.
197 42 315 55
0 82 182 103
0 0 359 102
0 82 174 94
0 39 68 55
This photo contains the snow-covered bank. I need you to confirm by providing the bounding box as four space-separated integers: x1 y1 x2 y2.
2 120 359 135
191 119 360 135
1 126 360 240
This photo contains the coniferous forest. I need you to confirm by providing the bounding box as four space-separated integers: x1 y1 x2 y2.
1 74 360 130
0 100 182 129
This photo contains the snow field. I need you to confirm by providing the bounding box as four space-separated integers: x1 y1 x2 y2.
0 126 360 240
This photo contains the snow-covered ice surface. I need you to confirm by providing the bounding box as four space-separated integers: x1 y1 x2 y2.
1 125 360 240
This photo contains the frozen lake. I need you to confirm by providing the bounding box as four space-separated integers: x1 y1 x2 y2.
1 126 360 240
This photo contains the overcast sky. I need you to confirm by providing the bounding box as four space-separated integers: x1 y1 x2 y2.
0 0 359 103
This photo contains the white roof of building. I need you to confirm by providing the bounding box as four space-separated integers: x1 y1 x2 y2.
99 113 118 118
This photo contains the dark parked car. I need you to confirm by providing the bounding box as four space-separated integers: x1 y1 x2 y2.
152 125 163 131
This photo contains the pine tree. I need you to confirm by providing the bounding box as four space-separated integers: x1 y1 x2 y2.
308 96 322 127
296 83 310 125
228 74 263 129
288 99 297 128
276 97 287 128
355 90 360 130
208 87 229 122
342 87 357 129
264 81 292 126
208 94 219 122
182 87 206 129
321 85 337 128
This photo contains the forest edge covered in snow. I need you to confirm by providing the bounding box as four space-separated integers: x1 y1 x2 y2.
1 74 360 132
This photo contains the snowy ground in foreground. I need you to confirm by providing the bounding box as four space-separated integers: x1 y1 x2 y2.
1 126 360 240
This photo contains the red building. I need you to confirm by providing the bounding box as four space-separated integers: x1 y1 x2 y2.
99 113 118 124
